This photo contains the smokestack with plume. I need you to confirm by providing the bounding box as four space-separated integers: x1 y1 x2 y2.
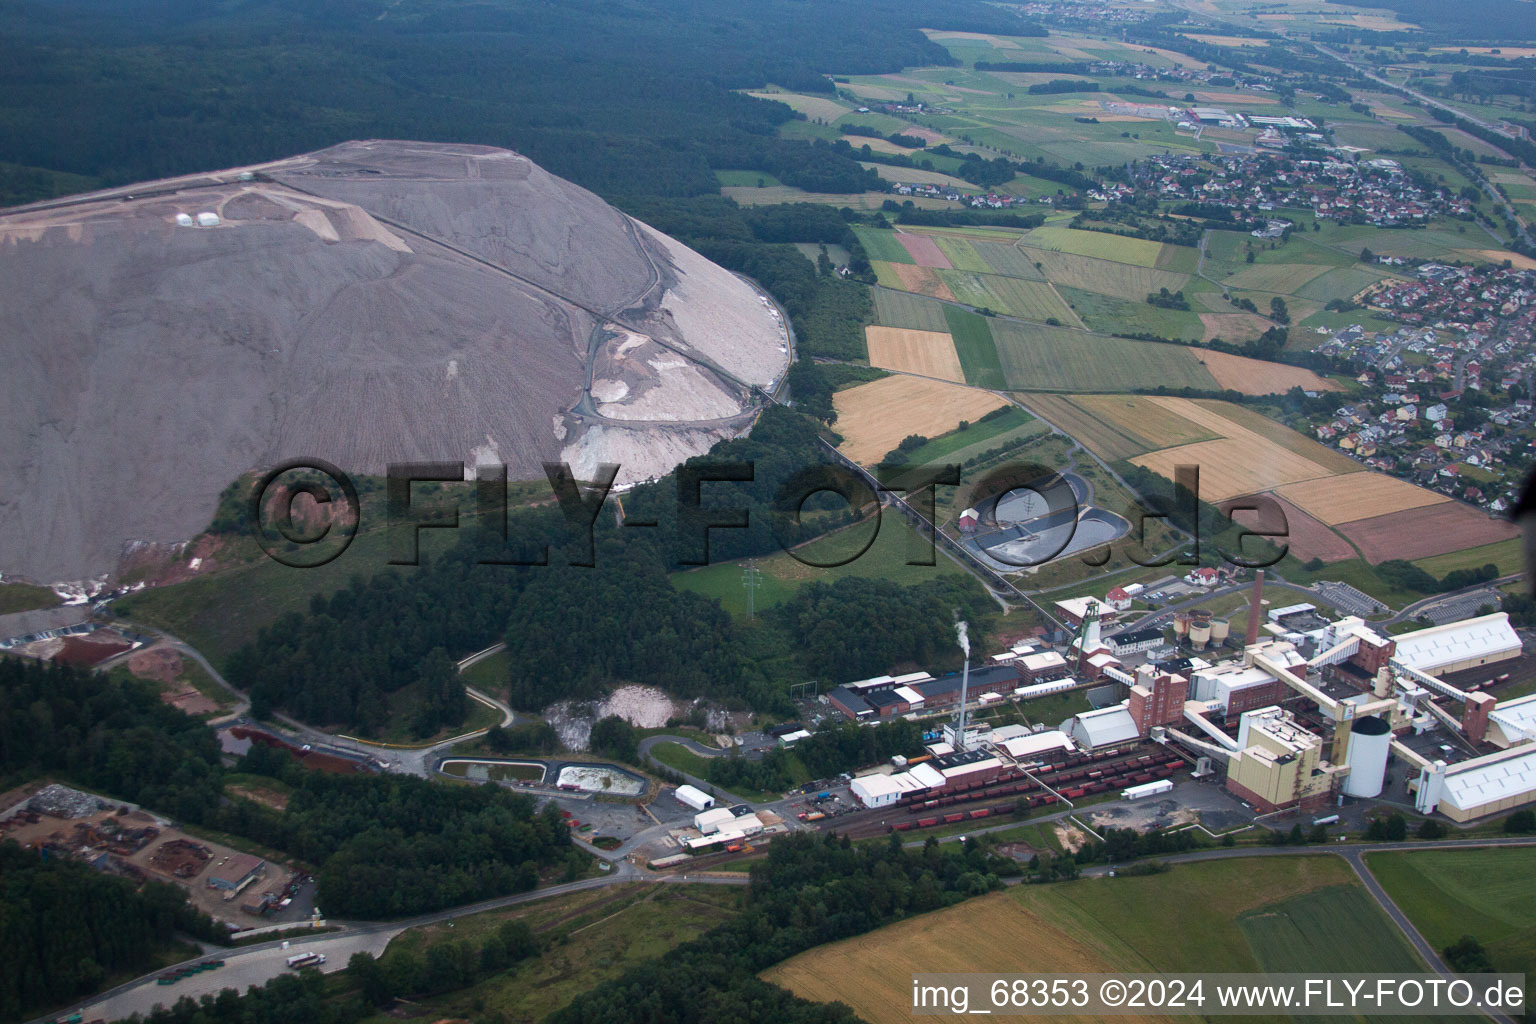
956 620 970 751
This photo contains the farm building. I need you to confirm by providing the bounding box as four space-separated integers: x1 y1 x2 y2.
674 784 714 811
207 853 264 892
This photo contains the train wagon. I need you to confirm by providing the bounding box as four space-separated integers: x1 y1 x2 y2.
968 808 991 819
943 812 964 824
918 817 939 827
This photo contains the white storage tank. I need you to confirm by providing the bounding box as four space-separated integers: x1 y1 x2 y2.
1342 716 1392 798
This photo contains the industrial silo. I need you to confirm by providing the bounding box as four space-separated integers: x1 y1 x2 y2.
1210 617 1231 645
1189 619 1211 650
1173 612 1192 639
1342 716 1392 798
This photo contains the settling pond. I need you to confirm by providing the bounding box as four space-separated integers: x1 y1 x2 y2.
436 758 647 796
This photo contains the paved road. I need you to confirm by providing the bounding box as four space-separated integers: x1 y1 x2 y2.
38 867 747 1024
637 734 753 808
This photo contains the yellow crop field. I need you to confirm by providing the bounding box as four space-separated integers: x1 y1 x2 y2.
1275 473 1449 526
1193 350 1342 395
865 326 965 383
746 91 850 122
1129 397 1353 501
833 375 1007 463
764 891 1172 1024
1072 395 1217 449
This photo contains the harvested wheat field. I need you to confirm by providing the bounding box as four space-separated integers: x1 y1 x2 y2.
764 890 1172 1024
865 326 965 383
1464 249 1536 271
1072 394 1217 450
834 375 1007 463
1275 473 1447 526
1338 503 1519 564
1194 349 1341 394
1129 398 1353 502
1220 493 1356 563
891 262 956 300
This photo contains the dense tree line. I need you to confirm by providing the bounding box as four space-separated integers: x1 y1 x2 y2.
0 842 224 1022
550 832 1010 1024
215 746 573 918
773 575 994 682
1376 559 1502 595
0 657 224 823
0 0 1038 207
795 718 925 778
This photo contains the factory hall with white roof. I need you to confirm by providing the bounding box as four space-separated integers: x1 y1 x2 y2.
828 567 1536 828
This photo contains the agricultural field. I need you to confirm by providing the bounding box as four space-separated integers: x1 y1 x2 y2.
989 322 1218 393
1414 537 1525 578
1220 492 1359 564
877 262 954 299
896 231 950 267
897 405 1044 465
767 856 1427 1024
1129 397 1362 502
1023 226 1165 267
1336 502 1521 564
944 306 1009 390
746 91 851 122
1058 286 1204 340
1021 394 1157 461
854 226 916 264
864 325 964 382
1192 350 1340 395
932 235 991 273
872 288 951 332
1367 847 1536 987
1028 248 1190 301
1274 473 1448 525
971 241 1047 280
832 373 1008 464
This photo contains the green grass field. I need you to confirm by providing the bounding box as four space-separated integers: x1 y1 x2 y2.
1030 248 1190 301
672 513 967 617
1026 856 1404 973
1413 538 1524 578
459 649 511 691
944 305 1008 389
1057 286 1203 340
897 406 1043 465
872 287 951 332
714 169 782 187
933 235 992 272
1368 847 1536 990
988 321 1217 392
1239 884 1425 972
1023 226 1165 266
853 226 916 264
971 240 1047 279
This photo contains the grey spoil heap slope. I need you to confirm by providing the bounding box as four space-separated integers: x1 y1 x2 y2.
0 140 788 584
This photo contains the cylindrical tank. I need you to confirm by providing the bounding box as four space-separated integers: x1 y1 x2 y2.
1342 716 1392 798
1173 612 1192 638
1210 617 1231 644
1188 621 1211 650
